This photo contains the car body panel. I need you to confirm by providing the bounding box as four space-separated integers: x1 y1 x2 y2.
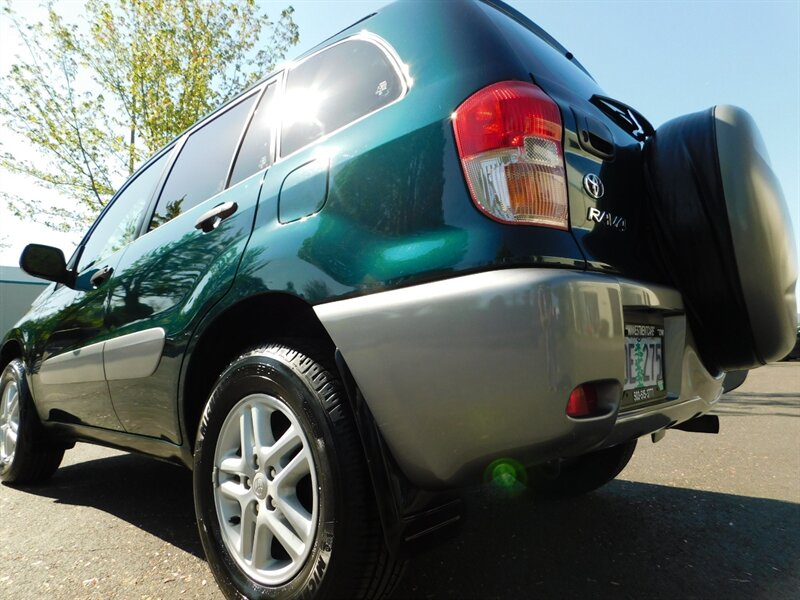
103 327 166 381
102 170 267 442
26 257 127 431
314 268 721 486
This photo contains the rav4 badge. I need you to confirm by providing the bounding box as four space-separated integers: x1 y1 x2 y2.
587 206 627 231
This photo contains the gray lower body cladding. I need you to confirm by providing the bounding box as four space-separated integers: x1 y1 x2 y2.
315 269 722 487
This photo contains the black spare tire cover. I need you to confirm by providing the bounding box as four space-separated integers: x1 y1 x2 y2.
645 105 797 373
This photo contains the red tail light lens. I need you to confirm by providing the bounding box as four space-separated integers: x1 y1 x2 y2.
452 81 568 229
567 384 599 418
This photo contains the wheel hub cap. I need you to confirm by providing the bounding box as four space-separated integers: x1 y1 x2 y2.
252 473 269 500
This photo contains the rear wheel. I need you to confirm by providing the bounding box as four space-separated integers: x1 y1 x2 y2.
193 343 404 600
530 440 637 497
0 359 64 485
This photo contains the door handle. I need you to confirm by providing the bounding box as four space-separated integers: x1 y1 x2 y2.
194 201 238 233
90 266 114 289
572 107 615 160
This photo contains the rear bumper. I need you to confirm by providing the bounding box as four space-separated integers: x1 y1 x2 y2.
315 268 722 488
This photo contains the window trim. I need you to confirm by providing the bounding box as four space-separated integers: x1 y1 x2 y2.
225 72 285 189
144 86 265 232
76 32 409 253
72 144 176 274
275 32 410 162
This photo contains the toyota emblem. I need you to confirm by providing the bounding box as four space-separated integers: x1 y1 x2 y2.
583 173 604 199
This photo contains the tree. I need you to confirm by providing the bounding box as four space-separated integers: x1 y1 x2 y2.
0 0 298 231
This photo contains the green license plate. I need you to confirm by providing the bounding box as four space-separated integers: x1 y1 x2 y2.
623 324 666 406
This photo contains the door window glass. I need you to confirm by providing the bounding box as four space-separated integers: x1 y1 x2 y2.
77 151 171 272
229 82 278 187
149 93 258 229
280 39 404 157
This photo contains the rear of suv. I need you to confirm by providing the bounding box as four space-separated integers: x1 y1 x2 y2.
1 1 796 599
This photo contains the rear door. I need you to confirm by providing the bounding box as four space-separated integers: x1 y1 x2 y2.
102 79 280 443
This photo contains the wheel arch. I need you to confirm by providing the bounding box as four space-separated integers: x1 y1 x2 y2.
1 337 24 370
180 290 461 556
180 292 336 451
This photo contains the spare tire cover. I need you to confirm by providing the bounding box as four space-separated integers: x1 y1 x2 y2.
644 105 797 373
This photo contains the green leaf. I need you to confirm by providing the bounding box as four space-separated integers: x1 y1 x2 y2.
0 0 298 231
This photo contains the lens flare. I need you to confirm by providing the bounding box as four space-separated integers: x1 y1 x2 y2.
484 457 528 496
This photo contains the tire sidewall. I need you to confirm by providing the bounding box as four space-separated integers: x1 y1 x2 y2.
194 350 342 600
0 359 35 480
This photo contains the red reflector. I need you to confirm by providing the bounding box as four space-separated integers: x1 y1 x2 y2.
567 384 598 418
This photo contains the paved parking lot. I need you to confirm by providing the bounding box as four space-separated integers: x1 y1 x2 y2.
1 363 798 599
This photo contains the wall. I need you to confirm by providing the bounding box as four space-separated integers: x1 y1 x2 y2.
0 265 48 336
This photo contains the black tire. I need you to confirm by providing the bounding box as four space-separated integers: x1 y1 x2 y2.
644 105 796 373
193 343 404 600
530 440 637 497
0 359 64 485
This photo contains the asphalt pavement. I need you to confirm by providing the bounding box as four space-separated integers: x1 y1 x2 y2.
1 363 798 600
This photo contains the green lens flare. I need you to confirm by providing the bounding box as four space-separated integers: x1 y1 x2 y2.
493 462 517 486
484 457 528 495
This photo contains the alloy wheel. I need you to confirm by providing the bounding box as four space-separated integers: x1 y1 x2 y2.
0 380 19 466
213 393 319 586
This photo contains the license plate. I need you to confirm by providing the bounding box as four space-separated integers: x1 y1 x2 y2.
623 324 666 405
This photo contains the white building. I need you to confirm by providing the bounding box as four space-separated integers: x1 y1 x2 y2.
0 265 48 336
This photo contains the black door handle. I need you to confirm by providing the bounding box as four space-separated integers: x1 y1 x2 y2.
195 201 238 233
572 107 615 160
90 266 114 288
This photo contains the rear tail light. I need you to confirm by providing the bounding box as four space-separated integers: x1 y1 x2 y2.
452 81 568 229
566 384 599 418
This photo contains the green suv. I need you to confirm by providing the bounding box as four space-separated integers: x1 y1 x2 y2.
1 1 796 599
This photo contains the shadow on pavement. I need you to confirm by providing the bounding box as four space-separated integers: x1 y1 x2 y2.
11 452 800 600
715 392 800 418
394 480 800 600
14 452 204 559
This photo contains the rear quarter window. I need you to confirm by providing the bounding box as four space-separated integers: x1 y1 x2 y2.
280 38 405 157
229 82 279 187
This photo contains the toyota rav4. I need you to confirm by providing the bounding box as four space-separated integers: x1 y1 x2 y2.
1 1 796 599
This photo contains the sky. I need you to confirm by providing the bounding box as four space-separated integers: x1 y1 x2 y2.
0 0 798 300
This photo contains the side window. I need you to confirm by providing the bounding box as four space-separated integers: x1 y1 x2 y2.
77 151 170 272
281 39 404 157
149 93 258 229
229 82 278 187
